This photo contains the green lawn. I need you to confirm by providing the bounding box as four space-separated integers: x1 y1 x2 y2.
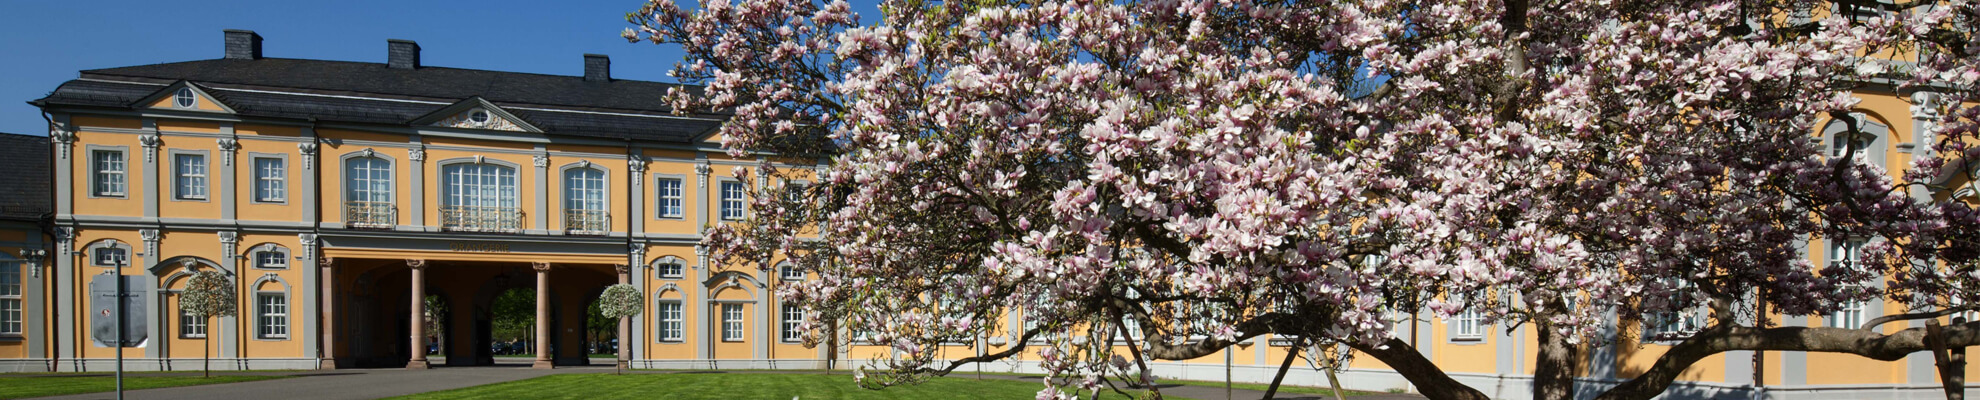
0 374 288 399
1161 378 1376 397
389 373 1175 400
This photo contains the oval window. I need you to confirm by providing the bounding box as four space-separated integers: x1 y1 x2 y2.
469 109 491 124
174 88 196 108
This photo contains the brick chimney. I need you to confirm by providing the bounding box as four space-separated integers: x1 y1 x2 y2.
584 54 611 82
224 30 262 60
388 39 420 70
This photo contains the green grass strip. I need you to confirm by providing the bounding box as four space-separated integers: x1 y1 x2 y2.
0 374 288 399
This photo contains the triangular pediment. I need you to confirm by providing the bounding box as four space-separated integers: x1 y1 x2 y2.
410 97 541 133
136 81 235 113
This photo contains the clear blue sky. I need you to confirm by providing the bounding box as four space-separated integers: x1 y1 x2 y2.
0 0 881 136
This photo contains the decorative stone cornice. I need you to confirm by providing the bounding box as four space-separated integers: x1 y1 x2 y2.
614 264 630 275
628 156 648 174
49 127 75 160
298 142 319 170
532 155 549 168
139 229 161 260
217 231 238 245
139 134 162 163
1911 91 1943 119
408 147 426 162
19 249 46 278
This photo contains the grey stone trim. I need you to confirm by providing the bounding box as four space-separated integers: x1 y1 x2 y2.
652 255 688 279
714 177 746 222
1821 112 1892 168
555 160 612 232
80 239 135 268
652 173 689 220
695 159 710 233
296 234 319 359
54 115 76 220
1782 315 1808 385
337 148 398 226
248 273 294 342
68 215 315 230
693 245 709 359
45 358 322 372
81 145 132 200
243 242 292 270
245 152 291 205
408 146 426 229
219 128 239 222
628 156 647 235
142 121 160 219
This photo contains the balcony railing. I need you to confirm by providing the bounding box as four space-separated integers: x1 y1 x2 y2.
344 201 397 229
441 205 524 233
564 209 610 235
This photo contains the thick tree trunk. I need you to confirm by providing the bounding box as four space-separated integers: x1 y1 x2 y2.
1262 338 1302 399
1533 325 1578 400
1594 322 1980 400
1347 338 1490 400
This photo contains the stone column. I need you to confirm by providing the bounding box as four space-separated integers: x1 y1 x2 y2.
319 257 338 369
533 262 554 369
406 259 429 369
616 263 631 369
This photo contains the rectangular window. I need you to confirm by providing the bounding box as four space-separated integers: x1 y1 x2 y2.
254 251 287 269
175 154 208 200
345 156 395 227
179 295 206 339
781 305 804 342
783 182 806 203
0 262 19 335
780 264 804 281
720 181 746 221
656 178 684 218
442 163 521 232
658 301 683 342
92 150 126 197
721 303 744 341
257 293 288 339
1453 309 1484 340
93 248 128 267
656 263 684 279
253 157 286 202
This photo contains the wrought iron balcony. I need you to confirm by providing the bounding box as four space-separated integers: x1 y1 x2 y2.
344 201 397 229
440 205 524 233
564 209 610 235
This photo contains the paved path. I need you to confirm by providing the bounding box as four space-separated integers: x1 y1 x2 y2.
28 361 1428 400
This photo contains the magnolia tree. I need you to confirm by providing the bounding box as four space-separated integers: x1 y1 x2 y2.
598 284 643 374
628 0 1980 398
183 269 236 378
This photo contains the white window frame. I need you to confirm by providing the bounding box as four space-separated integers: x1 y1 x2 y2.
780 304 804 342
779 264 803 281
174 87 197 108
257 293 288 339
0 261 19 335
91 149 127 197
252 156 287 203
655 177 685 219
179 293 206 339
562 166 608 232
174 153 209 200
441 161 521 231
657 300 684 342
92 247 129 267
656 262 684 279
719 181 747 221
1829 239 1868 329
254 251 288 270
1452 309 1484 340
721 303 745 342
346 156 393 204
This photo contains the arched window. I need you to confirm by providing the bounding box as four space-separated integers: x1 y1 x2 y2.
442 161 519 232
563 166 608 233
345 155 395 227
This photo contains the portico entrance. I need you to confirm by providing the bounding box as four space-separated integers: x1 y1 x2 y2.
319 257 623 368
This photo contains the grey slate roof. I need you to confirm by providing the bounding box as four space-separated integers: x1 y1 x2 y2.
0 133 51 222
33 58 725 143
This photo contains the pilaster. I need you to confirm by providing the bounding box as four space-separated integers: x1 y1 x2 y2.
532 153 549 234
218 132 239 222
298 139 319 223
140 122 161 220
693 245 709 360
53 227 75 366
1909 91 1942 201
694 160 710 233
50 120 74 221
20 248 48 360
298 234 320 365
628 156 646 236
408 147 427 230
406 259 429 369
216 231 238 359
628 244 646 356
139 229 162 358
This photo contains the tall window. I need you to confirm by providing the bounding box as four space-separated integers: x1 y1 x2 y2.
1831 131 1872 165
721 303 744 341
656 178 684 218
1453 308 1484 340
253 157 286 202
92 150 126 197
781 304 804 342
179 295 206 339
442 163 519 231
0 262 19 335
174 154 208 200
1830 239 1867 328
658 301 683 342
345 157 393 226
779 264 803 281
563 168 607 233
720 181 746 221
257 293 288 339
